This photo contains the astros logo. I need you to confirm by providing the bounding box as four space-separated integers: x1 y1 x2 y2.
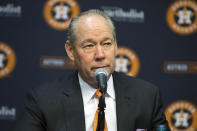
0 42 16 79
115 46 140 76
166 0 197 35
43 0 80 30
165 100 197 131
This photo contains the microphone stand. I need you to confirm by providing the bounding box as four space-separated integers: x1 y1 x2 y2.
96 85 107 131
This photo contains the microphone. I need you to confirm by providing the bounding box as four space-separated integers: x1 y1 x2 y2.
94 68 109 93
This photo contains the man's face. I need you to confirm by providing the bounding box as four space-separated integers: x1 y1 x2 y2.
66 15 117 86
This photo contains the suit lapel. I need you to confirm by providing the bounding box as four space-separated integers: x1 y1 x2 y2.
113 72 137 131
61 72 86 131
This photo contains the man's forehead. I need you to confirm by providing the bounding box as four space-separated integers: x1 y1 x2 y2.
76 14 110 28
72 14 115 45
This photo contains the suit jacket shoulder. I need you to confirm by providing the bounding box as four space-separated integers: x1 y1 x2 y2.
14 72 86 131
113 72 170 131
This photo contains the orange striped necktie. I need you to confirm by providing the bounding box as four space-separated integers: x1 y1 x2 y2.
93 90 108 131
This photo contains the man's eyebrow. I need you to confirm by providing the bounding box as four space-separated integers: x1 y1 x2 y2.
101 37 113 43
80 37 113 46
80 39 96 46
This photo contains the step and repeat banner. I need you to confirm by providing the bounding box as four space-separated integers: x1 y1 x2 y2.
0 0 197 130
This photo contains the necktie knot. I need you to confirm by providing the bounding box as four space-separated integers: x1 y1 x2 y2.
95 90 102 99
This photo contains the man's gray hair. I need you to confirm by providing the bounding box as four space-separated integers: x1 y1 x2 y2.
67 9 116 47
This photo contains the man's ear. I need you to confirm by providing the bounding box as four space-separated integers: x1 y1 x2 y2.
65 40 75 61
114 39 118 56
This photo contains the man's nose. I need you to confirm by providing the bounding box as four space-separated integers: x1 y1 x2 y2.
95 45 105 60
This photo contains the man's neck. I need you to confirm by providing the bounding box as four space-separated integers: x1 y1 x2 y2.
78 73 98 89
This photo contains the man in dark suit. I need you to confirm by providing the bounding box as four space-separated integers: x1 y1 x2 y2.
14 9 170 131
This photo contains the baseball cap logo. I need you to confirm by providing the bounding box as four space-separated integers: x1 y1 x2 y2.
43 0 80 30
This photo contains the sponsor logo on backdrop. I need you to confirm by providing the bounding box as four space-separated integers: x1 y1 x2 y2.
0 42 16 79
166 0 197 35
101 6 145 23
0 106 16 120
40 56 74 69
115 46 140 76
165 100 197 131
43 0 80 30
0 3 22 17
164 61 197 74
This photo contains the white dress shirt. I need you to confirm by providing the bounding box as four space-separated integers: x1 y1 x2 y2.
78 74 117 131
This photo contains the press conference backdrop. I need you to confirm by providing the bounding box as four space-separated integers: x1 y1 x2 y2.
0 0 197 130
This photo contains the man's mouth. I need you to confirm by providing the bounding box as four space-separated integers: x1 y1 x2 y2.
91 65 110 70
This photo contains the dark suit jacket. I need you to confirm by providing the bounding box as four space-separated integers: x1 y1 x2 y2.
14 71 170 131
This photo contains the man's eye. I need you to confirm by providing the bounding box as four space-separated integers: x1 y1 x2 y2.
104 42 112 46
84 44 94 49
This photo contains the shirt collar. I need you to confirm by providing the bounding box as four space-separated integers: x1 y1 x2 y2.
107 75 115 100
78 73 115 105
